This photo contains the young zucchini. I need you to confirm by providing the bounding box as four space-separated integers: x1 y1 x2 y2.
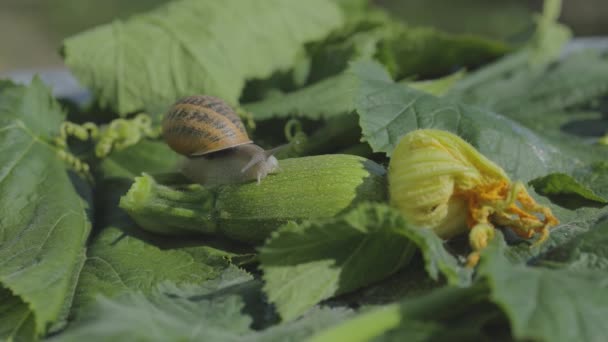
120 154 387 243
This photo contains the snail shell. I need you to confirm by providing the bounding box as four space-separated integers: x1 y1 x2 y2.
162 95 252 156
162 95 280 186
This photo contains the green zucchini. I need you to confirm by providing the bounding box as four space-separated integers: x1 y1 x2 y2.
120 154 387 243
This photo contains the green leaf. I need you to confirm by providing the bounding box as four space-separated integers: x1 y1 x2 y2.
304 12 389 84
451 51 608 118
73 227 236 313
370 321 445 342
504 204 608 264
98 139 180 179
305 10 508 83
570 161 608 200
525 162 608 212
374 309 505 342
260 203 416 321
245 67 464 121
396 228 471 287
55 266 353 341
329 0 370 14
62 0 343 115
376 26 509 81
448 0 572 100
309 284 487 342
340 266 441 307
315 234 608 342
260 203 470 321
529 172 608 206
479 239 608 342
0 79 91 335
0 288 36 341
72 178 237 314
53 268 254 341
406 70 466 96
253 307 354 342
245 73 358 120
246 10 508 111
354 60 567 181
540 220 608 270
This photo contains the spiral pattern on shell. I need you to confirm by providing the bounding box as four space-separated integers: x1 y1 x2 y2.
162 95 252 156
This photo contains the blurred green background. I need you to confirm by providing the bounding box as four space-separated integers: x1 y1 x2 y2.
1 0 607 72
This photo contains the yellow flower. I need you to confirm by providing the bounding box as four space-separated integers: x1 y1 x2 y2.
388 129 559 266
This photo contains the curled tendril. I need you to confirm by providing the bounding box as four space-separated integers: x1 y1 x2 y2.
95 113 160 157
53 113 160 179
55 121 99 148
284 119 302 141
283 119 307 154
55 149 92 182
53 121 99 179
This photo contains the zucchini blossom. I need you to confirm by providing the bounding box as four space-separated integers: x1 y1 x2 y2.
388 129 559 266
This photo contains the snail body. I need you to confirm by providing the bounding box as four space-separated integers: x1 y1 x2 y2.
162 95 280 186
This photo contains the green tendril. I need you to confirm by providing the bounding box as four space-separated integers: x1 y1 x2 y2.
52 113 160 179
55 121 99 148
94 113 160 158
55 149 93 181
53 121 99 180
284 119 307 154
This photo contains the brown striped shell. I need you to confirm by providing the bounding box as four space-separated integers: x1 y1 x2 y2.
162 95 252 156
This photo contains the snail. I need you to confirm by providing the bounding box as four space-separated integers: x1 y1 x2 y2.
162 95 281 186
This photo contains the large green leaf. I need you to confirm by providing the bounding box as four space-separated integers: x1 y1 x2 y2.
329 0 369 14
508 163 608 261
354 60 567 181
72 178 238 315
62 0 343 115
312 234 608 342
304 9 508 84
54 267 254 341
447 0 573 104
55 267 352 341
253 307 354 342
304 17 387 84
260 203 470 322
0 288 36 341
529 172 608 206
73 226 236 313
479 240 608 342
245 73 358 120
450 51 608 118
397 227 471 287
540 220 608 270
260 204 416 321
308 284 489 342
0 79 91 335
570 162 608 200
245 68 463 121
376 26 508 81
